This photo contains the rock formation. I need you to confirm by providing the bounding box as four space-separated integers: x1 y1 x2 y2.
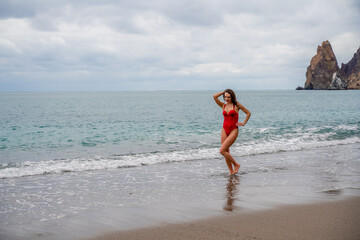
341 47 360 89
328 72 348 90
298 40 360 90
304 40 346 90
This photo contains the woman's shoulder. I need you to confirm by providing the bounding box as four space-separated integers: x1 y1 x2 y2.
235 102 244 111
237 101 246 107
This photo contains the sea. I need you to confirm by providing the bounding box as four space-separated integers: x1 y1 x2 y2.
0 90 359 240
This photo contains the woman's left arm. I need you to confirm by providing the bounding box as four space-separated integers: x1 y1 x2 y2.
236 103 251 126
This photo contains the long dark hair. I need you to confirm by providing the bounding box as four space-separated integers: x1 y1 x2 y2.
223 89 238 106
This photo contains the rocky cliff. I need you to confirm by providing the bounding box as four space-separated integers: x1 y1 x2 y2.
297 41 360 90
341 47 360 89
304 40 347 90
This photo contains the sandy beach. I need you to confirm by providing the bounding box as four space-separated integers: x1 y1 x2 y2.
86 196 360 240
1 143 359 240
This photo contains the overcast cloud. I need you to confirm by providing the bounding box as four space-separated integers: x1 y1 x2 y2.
0 0 359 91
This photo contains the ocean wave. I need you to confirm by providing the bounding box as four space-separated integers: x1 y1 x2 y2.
1 135 359 179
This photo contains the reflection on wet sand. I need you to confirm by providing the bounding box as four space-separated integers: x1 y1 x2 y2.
223 175 240 211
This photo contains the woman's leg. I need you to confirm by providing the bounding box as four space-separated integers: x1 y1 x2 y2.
220 129 240 174
221 129 233 174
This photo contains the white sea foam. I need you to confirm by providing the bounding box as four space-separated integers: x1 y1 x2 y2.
1 134 359 179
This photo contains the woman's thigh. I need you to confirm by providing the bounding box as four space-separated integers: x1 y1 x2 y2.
221 128 227 144
221 129 238 151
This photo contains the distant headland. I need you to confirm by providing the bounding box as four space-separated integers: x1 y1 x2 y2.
297 40 360 90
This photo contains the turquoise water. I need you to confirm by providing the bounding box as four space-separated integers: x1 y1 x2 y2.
0 90 359 177
0 90 360 240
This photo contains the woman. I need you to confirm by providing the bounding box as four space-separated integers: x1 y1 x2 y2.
213 89 251 175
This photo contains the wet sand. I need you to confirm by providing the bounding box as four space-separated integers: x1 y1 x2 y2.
1 144 359 240
86 196 360 240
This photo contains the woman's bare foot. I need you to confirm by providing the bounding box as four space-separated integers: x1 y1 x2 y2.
233 164 240 174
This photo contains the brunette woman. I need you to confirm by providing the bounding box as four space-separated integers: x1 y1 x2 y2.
213 89 251 175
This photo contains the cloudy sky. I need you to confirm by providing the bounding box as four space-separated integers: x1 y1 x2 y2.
0 0 359 91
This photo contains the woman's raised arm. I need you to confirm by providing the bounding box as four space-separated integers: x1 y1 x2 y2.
213 91 225 108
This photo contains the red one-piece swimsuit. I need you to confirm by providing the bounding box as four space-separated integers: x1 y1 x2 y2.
223 104 239 135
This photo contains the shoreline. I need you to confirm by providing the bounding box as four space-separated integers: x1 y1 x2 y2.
86 196 360 240
0 143 359 240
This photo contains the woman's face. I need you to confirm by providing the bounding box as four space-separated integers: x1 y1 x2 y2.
224 92 231 103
